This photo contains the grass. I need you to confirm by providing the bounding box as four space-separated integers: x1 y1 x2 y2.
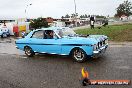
74 23 132 42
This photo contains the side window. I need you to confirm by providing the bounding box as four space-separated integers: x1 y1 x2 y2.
32 30 44 39
44 30 58 39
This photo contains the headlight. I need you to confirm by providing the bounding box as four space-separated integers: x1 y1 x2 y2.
105 39 108 44
93 44 98 51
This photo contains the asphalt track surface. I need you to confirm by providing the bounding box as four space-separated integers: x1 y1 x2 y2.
0 38 132 88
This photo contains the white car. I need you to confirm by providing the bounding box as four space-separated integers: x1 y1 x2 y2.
0 28 10 38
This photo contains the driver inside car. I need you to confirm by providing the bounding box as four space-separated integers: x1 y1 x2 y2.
47 31 54 39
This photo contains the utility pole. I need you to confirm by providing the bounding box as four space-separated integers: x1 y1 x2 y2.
74 0 77 27
25 3 32 21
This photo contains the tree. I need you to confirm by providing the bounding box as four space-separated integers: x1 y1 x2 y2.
96 15 105 18
80 14 90 18
88 15 90 17
71 13 78 18
61 16 64 19
30 17 49 29
71 13 76 18
65 14 70 18
80 15 83 18
84 14 88 18
115 0 132 17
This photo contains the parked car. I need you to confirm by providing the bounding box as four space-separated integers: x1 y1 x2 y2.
0 27 10 38
15 27 108 62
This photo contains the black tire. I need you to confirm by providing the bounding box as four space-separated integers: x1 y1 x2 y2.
24 46 35 57
71 48 87 63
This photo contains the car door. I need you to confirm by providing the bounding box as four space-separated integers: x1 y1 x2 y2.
28 30 45 53
42 30 61 54
29 30 61 54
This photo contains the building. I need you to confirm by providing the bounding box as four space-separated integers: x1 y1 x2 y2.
120 15 128 21
0 18 30 36
44 17 54 26
0 18 15 23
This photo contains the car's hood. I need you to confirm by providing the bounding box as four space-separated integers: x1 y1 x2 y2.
62 35 108 45
62 37 98 45
88 35 108 42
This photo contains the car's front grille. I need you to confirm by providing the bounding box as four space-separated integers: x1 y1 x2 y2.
97 42 100 49
100 41 103 46
98 40 106 48
103 40 105 45
96 39 108 50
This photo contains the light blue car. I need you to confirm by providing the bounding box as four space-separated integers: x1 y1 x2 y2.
15 27 108 62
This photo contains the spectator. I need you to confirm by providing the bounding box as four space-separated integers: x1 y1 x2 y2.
90 16 95 29
47 31 54 39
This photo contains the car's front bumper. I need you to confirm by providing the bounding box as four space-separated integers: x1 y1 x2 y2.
92 43 108 58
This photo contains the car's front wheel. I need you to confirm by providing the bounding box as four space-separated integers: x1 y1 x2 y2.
24 46 35 57
71 48 87 63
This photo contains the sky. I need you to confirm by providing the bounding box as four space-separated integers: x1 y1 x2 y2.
0 0 131 19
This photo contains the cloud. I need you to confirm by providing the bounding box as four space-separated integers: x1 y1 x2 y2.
0 0 127 18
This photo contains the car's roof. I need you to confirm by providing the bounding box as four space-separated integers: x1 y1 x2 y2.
35 27 70 31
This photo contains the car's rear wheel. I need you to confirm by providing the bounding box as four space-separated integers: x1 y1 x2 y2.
71 48 87 63
24 46 35 57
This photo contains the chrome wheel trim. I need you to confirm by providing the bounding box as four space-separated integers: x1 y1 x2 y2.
25 47 32 56
73 49 85 61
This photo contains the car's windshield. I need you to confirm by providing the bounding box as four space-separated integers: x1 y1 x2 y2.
57 28 76 37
